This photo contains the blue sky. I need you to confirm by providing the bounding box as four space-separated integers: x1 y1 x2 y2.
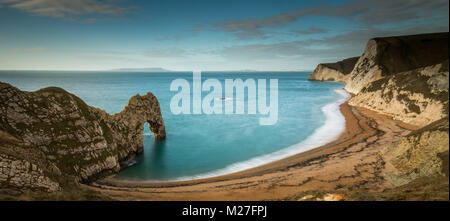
0 0 448 71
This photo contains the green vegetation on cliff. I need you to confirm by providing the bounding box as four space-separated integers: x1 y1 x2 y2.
0 82 166 197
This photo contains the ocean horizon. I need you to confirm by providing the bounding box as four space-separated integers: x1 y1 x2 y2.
0 70 347 181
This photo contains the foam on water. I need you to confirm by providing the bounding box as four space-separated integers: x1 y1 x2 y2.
0 71 348 181
146 88 350 182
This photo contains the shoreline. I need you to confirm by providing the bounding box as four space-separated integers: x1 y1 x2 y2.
118 87 350 183
94 101 358 188
91 99 420 200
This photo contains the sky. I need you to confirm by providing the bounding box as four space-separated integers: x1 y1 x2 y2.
0 0 448 71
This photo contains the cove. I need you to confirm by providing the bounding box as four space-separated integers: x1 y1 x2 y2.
169 71 279 125
0 71 347 181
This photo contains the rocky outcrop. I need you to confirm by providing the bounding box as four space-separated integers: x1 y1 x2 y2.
308 57 359 82
383 118 449 186
0 82 165 192
346 33 450 127
0 153 61 192
308 32 449 192
345 32 449 94
309 32 449 127
349 60 448 126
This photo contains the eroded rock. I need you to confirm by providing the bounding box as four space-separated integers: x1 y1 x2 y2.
383 118 449 186
308 32 450 191
0 82 166 192
308 57 359 82
309 32 449 127
345 32 449 94
349 60 449 127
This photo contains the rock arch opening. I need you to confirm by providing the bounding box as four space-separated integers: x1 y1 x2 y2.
146 119 166 140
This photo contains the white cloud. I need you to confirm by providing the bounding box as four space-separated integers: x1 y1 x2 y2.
0 0 128 18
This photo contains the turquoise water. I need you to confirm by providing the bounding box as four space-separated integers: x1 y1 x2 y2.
0 71 347 181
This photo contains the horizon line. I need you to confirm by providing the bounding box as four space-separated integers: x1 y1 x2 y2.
0 69 314 72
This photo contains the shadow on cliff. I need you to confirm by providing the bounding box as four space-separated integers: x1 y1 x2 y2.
0 82 166 194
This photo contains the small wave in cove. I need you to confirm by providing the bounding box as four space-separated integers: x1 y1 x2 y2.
142 87 350 182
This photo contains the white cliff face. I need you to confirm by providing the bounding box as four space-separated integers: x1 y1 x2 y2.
309 64 349 82
349 61 449 127
308 32 450 192
344 39 385 94
344 32 449 95
308 57 359 82
310 32 449 127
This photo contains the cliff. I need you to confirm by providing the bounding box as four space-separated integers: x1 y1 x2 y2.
308 32 449 195
308 57 359 82
347 33 449 127
383 117 449 186
0 82 165 192
345 32 449 94
349 60 448 126
309 32 449 127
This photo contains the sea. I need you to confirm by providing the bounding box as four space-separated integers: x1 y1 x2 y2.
0 71 348 181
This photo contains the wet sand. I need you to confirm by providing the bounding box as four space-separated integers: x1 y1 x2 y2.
89 102 419 200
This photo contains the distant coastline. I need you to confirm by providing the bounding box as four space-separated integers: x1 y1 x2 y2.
110 67 172 72
92 32 449 200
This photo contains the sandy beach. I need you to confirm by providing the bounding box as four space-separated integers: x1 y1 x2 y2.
89 101 421 200
0 0 448 207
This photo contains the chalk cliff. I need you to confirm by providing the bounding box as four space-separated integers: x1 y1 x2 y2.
308 57 359 82
349 60 448 126
0 82 165 192
310 32 449 127
309 32 449 192
345 32 449 94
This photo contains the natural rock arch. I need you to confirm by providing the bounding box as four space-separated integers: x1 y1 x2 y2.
115 92 166 141
0 82 166 191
